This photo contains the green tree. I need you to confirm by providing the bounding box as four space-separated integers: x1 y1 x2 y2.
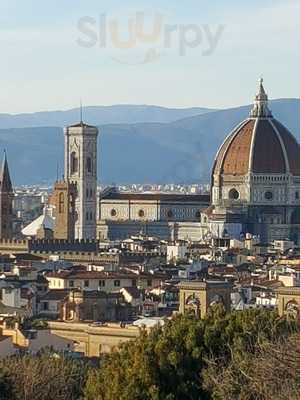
85 308 299 400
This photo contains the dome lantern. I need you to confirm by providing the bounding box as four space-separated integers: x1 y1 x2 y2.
250 78 272 118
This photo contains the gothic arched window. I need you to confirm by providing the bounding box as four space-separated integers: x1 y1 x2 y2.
71 152 78 174
87 157 92 173
59 192 64 214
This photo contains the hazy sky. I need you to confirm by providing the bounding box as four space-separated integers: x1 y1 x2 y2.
0 0 299 113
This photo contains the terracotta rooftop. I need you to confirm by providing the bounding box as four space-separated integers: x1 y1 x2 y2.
213 81 300 177
101 191 210 203
46 270 165 280
40 289 70 301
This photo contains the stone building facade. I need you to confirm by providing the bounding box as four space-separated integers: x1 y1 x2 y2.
276 287 300 317
61 290 130 322
50 180 77 240
64 121 98 240
98 189 210 241
178 280 232 318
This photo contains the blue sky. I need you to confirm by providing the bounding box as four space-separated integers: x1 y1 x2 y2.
0 0 299 113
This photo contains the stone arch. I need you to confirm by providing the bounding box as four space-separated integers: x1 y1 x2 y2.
285 299 300 317
185 294 201 317
209 294 224 307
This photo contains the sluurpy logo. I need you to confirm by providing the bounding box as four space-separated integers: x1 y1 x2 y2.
77 13 225 65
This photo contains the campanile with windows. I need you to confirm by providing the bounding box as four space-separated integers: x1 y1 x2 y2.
64 120 98 239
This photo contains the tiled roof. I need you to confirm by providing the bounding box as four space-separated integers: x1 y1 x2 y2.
46 270 165 280
213 117 300 177
101 191 210 203
67 121 96 129
40 289 70 301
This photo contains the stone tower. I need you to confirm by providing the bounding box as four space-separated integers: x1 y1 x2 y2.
64 121 98 239
0 152 14 238
51 180 77 240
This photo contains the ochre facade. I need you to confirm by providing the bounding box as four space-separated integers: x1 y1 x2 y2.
276 287 300 317
178 280 232 318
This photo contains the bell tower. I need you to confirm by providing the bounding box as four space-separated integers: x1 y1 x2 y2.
51 179 77 240
64 119 98 240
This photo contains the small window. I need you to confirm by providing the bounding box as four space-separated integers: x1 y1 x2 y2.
87 157 92 173
229 188 239 200
147 279 152 287
43 302 49 311
86 212 89 221
195 211 201 218
111 209 117 217
114 280 120 287
167 209 173 218
71 152 78 174
84 280 89 288
264 191 273 200
69 280 74 288
138 209 145 218
99 280 105 287
296 192 299 200
59 192 64 213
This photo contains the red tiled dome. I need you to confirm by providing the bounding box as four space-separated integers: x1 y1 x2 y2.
213 80 300 177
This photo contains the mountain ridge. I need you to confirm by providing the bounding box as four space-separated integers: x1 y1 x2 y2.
1 99 300 185
0 105 215 129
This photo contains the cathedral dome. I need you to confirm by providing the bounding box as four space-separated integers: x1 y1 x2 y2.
213 79 300 177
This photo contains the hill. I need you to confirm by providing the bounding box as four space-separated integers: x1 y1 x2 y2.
1 99 300 185
0 105 214 129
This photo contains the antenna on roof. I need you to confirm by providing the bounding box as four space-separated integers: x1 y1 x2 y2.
80 98 83 123
56 162 59 182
